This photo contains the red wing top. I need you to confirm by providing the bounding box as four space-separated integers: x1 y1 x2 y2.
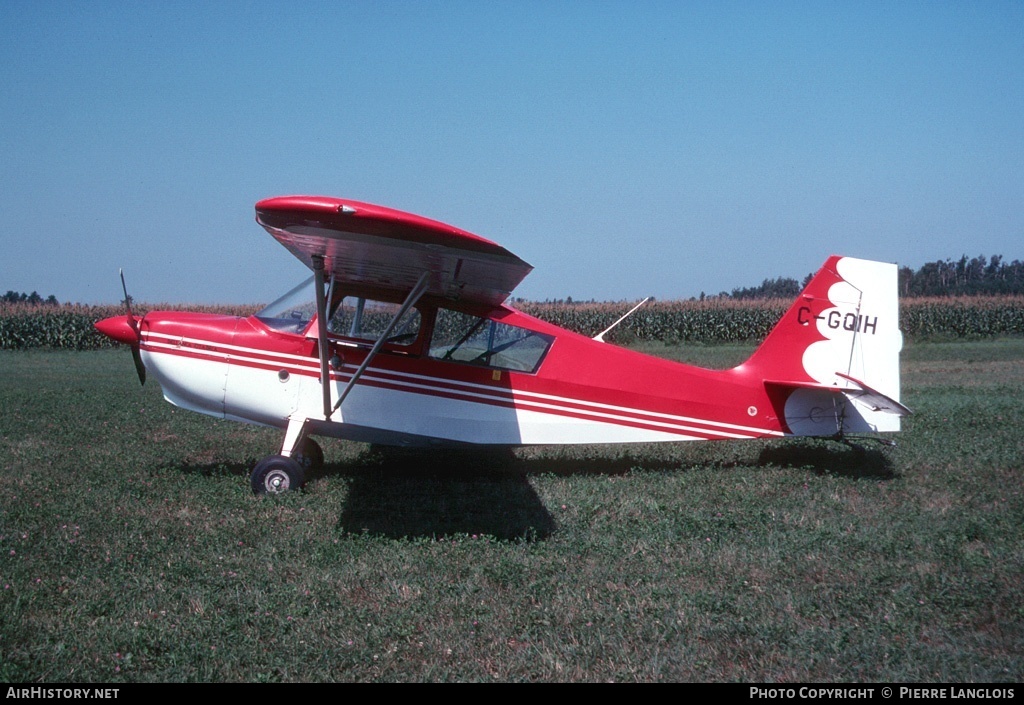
256 195 533 306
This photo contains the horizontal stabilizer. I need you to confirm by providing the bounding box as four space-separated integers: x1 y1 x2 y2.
835 372 913 416
766 375 912 417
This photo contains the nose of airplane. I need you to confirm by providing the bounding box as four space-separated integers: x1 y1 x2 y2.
95 314 147 385
95 315 141 345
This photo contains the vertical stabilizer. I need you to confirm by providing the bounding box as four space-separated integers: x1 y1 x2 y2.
740 256 905 436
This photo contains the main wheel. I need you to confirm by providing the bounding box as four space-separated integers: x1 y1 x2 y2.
250 455 305 495
292 437 324 473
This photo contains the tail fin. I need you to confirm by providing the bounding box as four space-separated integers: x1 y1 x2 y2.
740 256 908 436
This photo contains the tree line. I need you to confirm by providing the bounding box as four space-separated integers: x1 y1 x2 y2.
897 255 1024 297
2 290 59 305
7 255 1024 307
728 255 1024 300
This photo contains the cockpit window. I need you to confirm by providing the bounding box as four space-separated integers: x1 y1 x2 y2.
428 308 553 373
328 296 421 346
254 276 316 333
254 278 423 347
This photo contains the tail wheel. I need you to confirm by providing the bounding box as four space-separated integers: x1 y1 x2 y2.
251 455 305 495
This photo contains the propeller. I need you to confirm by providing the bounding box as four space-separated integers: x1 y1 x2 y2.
120 270 146 385
94 269 146 385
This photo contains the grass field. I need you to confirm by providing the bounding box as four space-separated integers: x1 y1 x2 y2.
1 340 1022 682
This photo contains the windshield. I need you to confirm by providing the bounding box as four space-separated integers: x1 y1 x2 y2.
254 278 424 346
254 276 316 333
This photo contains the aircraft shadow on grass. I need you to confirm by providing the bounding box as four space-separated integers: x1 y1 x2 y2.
755 439 896 481
319 447 549 540
172 439 892 540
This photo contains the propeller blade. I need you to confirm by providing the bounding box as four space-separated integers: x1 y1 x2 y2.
131 345 146 386
119 268 134 318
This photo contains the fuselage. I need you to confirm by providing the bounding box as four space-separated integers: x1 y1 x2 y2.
123 297 789 448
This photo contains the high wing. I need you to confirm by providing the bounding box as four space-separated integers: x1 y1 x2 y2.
255 195 533 306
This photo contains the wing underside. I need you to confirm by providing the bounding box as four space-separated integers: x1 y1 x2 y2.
256 196 532 306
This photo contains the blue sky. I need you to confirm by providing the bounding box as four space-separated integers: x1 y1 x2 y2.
2 0 1021 304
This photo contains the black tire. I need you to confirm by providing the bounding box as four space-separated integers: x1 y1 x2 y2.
293 438 324 473
250 455 305 495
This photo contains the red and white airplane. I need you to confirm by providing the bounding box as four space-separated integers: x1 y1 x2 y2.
95 195 910 494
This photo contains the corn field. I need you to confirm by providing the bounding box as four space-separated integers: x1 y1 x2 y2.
520 296 1024 344
0 302 260 351
2 297 1022 351
518 299 789 345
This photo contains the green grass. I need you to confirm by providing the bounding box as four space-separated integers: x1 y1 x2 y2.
1 341 1022 681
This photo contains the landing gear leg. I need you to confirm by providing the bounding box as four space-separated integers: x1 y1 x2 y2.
292 437 324 474
250 416 319 495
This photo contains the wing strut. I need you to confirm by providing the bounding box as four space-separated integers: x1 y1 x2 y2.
312 256 334 419
330 271 430 416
